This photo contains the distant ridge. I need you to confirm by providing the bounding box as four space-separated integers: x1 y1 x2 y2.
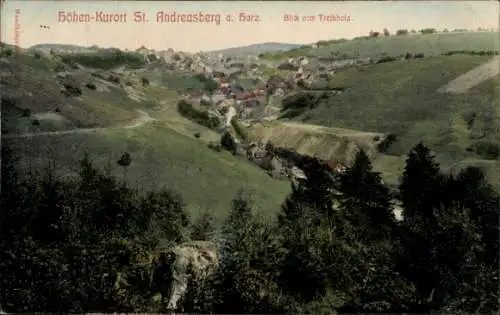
205 42 304 56
28 43 103 54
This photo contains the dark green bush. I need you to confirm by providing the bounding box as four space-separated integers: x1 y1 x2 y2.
220 132 237 153
21 108 31 117
376 56 397 64
208 142 222 152
63 84 82 97
60 50 144 70
107 75 120 85
177 100 220 130
443 50 499 56
86 83 96 90
468 140 500 159
377 134 399 153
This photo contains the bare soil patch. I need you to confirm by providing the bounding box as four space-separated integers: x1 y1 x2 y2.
438 56 500 94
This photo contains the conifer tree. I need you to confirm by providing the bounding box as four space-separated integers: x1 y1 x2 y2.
338 149 394 239
214 192 284 314
277 156 340 302
399 142 442 221
191 209 216 241
397 142 443 310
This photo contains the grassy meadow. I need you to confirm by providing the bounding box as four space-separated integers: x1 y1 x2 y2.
1 51 291 222
4 122 290 222
259 35 500 188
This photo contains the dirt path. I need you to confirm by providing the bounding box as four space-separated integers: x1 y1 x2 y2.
438 56 500 94
1 109 155 139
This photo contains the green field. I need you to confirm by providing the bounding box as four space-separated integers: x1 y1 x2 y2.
274 53 500 187
303 56 498 147
1 50 291 222
4 122 290 222
261 32 499 60
255 33 500 189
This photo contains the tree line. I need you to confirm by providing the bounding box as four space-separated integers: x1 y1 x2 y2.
0 140 498 313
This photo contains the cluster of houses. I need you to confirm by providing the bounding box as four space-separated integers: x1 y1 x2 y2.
186 74 268 120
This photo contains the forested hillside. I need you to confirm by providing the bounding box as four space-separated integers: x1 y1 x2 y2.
1 140 498 313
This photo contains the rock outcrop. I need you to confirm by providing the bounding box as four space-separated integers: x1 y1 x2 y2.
150 241 220 311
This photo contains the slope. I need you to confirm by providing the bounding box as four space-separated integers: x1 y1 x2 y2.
1 49 291 221
260 32 499 60
206 42 304 56
252 54 499 187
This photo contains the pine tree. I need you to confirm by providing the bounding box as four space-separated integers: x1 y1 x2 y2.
399 142 442 221
214 192 284 314
191 210 216 241
454 166 500 267
397 143 443 310
223 190 253 237
279 156 335 224
338 149 394 239
396 146 500 312
277 156 339 302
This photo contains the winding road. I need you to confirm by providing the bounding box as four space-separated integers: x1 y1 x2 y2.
1 109 156 139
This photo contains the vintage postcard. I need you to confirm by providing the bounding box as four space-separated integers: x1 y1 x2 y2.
0 0 499 314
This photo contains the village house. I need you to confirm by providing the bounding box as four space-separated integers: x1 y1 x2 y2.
216 99 234 109
211 92 226 104
188 91 205 99
274 87 285 97
238 98 260 119
212 71 226 79
219 77 230 89
223 84 245 99
242 99 260 108
235 92 255 102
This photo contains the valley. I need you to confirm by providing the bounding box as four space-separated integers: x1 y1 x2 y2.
1 20 499 314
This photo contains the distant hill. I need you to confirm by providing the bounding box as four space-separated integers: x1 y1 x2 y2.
29 43 102 54
206 42 305 57
260 32 500 60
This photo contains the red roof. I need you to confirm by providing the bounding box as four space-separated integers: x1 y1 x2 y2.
236 93 254 100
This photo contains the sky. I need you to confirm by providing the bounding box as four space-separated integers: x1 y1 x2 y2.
1 1 498 52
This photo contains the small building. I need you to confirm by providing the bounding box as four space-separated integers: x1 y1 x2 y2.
236 92 254 101
229 83 244 95
188 91 205 99
211 92 226 104
242 99 260 108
